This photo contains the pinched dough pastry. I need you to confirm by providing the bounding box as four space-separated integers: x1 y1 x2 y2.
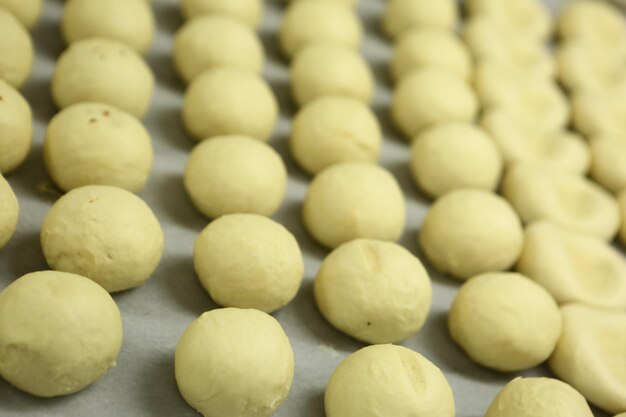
181 0 263 28
558 0 626 45
590 136 626 193
465 0 552 40
0 174 18 249
572 83 626 137
382 0 457 39
0 8 33 89
0 79 32 174
314 239 432 344
0 0 42 29
620 191 626 246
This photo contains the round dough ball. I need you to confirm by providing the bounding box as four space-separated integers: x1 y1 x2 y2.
485 377 594 417
0 8 33 89
184 135 287 219
325 344 455 417
290 96 381 175
620 191 626 246
181 0 263 28
382 0 457 39
182 68 277 141
571 84 626 137
410 123 503 198
174 15 263 84
0 174 18 249
279 0 362 58
314 239 432 344
52 38 154 118
466 0 552 41
61 0 155 54
44 103 153 193
590 136 626 193
41 185 164 292
419 189 524 279
290 43 374 107
194 214 304 313
449 272 561 371
0 270 122 397
392 68 478 139
558 0 626 45
303 162 406 249
0 0 42 29
0 79 32 174
175 308 294 417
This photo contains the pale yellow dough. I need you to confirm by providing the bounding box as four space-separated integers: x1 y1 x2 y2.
558 0 626 45
382 0 457 39
0 8 34 89
0 79 32 174
466 0 552 40
572 82 626 137
557 40 626 92
181 0 263 28
0 174 18 249
291 0 358 7
620 191 626 246
0 0 42 29
590 136 626 193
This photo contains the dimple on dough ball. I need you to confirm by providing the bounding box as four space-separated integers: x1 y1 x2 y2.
290 43 373 107
181 0 263 28
0 0 42 29
44 103 153 193
590 136 626 193
184 135 287 219
175 308 294 417
52 38 154 118
303 162 406 249
382 0 458 39
571 84 626 137
0 8 33 89
410 123 503 198
392 68 478 139
290 96 381 175
485 377 594 417
466 0 552 40
183 68 277 141
41 185 164 292
314 239 432 344
279 0 362 58
0 174 18 249
558 0 626 45
194 214 303 313
557 40 626 92
549 304 626 414
325 344 455 417
0 79 32 174
620 191 626 246
174 15 263 84
0 270 122 397
419 189 524 280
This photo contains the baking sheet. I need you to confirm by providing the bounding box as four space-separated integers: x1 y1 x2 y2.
0 0 612 416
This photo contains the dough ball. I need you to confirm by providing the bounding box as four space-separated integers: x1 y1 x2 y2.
0 0 42 29
279 0 362 58
174 15 263 84
61 0 155 54
175 308 294 417
314 239 431 344
303 162 405 249
590 136 626 193
44 103 153 193
182 68 277 141
466 0 552 40
291 0 358 7
290 96 381 175
410 123 503 198
392 68 478 139
0 79 32 174
0 174 18 249
558 0 626 45
382 0 458 39
549 304 626 414
517 221 626 310
557 40 626 92
325 344 455 417
41 185 164 292
0 270 122 397
181 0 263 28
419 189 524 279
194 214 304 313
290 43 373 107
620 191 626 246
0 8 33 89
502 163 620 241
52 38 154 118
485 377 594 417
184 135 287 219
572 82 626 138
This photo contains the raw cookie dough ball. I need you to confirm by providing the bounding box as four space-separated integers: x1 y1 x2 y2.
0 79 32 174
303 162 405 249
290 43 374 107
620 191 626 246
183 68 277 141
392 68 478 139
52 38 154 118
0 270 122 397
449 272 562 371
0 0 42 29
590 136 626 193
410 123 503 198
557 40 626 92
0 8 34 89
184 135 287 219
41 185 164 292
175 308 294 417
325 344 455 417
419 189 524 279
382 0 457 39
194 214 304 313
466 0 552 40
0 174 18 249
558 0 626 45
181 0 263 28
44 103 153 193
314 239 432 344
290 96 381 175
279 0 362 58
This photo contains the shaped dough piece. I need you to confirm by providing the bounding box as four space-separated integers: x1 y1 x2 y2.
290 96 381 175
0 79 32 174
517 221 626 310
558 0 626 45
557 40 626 92
572 82 626 138
466 0 552 40
0 0 42 29
314 239 432 344
0 9 33 89
194 214 303 313
621 191 626 246
382 0 458 39
175 308 294 417
325 344 455 417
0 174 18 249
549 304 626 414
291 0 359 7
502 163 620 241
419 189 524 280
0 270 122 397
181 0 263 28
590 136 626 193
